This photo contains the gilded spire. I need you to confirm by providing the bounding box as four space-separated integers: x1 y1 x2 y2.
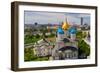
62 18 69 30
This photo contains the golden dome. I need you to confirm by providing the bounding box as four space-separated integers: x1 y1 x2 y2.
62 21 69 30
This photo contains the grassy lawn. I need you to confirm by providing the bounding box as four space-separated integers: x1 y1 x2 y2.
32 57 49 61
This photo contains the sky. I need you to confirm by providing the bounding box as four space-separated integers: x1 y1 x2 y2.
24 11 90 25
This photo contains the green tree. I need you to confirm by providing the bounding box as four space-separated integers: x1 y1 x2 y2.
78 40 90 56
24 48 37 61
35 34 40 38
76 30 83 39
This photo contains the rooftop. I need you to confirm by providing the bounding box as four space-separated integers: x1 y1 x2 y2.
57 27 64 34
68 27 77 34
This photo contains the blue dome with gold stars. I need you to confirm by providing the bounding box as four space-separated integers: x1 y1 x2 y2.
68 27 77 34
57 27 64 34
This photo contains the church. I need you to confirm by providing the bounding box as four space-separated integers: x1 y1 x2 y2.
52 19 78 60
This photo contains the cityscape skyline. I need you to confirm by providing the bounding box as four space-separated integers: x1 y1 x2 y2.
24 11 90 25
